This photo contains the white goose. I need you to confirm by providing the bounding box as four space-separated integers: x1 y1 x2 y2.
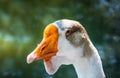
27 19 105 78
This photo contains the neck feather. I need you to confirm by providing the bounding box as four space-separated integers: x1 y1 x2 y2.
73 42 105 78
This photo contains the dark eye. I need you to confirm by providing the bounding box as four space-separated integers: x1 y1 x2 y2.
65 30 71 37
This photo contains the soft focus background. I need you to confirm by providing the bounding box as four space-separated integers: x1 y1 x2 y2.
0 0 120 78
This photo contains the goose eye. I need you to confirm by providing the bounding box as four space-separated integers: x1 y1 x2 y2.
65 30 71 37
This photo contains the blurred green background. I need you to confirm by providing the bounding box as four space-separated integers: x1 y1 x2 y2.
0 0 120 78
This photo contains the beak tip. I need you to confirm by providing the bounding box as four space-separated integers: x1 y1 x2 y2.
26 52 37 64
26 58 32 64
26 55 33 64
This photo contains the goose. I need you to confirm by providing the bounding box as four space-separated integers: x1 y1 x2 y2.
27 19 105 78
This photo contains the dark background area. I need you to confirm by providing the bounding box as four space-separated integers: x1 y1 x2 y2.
0 0 120 78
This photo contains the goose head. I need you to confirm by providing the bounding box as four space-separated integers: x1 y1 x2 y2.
27 19 105 78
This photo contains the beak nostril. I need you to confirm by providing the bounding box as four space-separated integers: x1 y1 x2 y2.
41 46 46 51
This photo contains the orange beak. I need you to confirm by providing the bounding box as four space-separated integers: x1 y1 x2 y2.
27 24 59 64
